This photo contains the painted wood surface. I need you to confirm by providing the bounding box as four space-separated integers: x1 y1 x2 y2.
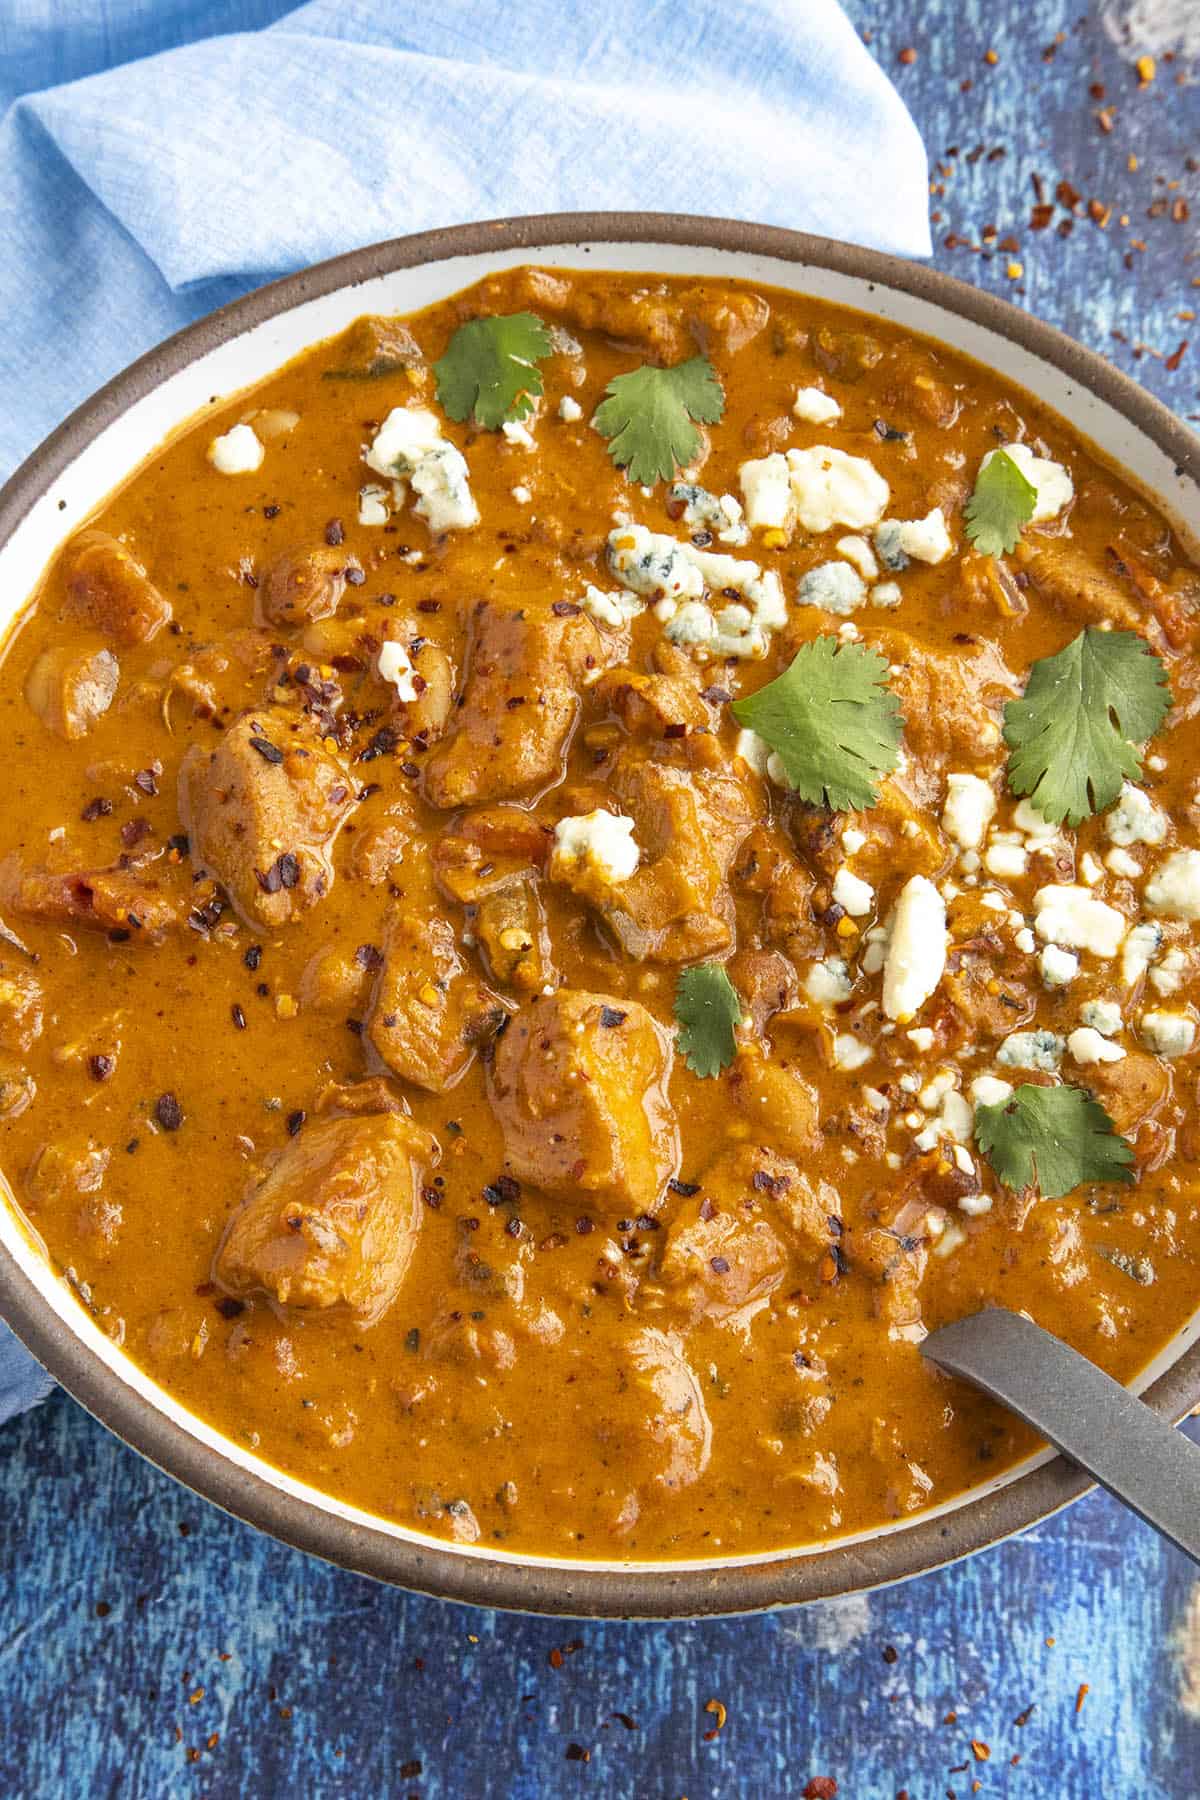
2 3 1198 1795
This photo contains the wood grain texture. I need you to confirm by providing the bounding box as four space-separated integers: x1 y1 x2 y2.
2 3 1198 1795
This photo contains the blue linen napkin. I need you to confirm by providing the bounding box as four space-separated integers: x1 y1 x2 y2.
0 0 930 1419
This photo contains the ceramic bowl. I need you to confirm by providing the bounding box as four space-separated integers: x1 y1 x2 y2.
1 214 1197 1617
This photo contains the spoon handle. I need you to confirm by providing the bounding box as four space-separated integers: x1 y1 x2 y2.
922 1308 1200 1565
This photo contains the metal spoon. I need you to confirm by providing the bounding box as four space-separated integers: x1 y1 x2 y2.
922 1307 1200 1565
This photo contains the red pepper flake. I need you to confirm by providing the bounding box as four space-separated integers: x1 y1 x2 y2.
155 1092 184 1132
803 1781 838 1799
81 796 112 822
548 1647 564 1669
231 1003 247 1031
399 1760 422 1779
970 1740 990 1761
324 518 345 547
1075 1682 1089 1714
881 1644 898 1664
1165 340 1189 372
88 1054 115 1082
609 1711 638 1731
248 737 284 765
703 1697 728 1741
1013 1702 1036 1727
565 1744 590 1763
1096 107 1116 133
897 46 916 64
709 1255 731 1275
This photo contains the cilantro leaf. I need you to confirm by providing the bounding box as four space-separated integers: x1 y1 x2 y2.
674 964 741 1078
1003 627 1172 826
964 449 1038 556
975 1083 1134 1201
433 313 553 429
593 357 725 484
730 637 903 813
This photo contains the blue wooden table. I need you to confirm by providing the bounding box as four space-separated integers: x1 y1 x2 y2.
3 6 1199 1796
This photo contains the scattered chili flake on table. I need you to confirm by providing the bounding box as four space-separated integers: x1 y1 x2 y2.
1075 1682 1089 1714
802 1779 838 1799
970 1739 990 1761
565 1743 591 1763
703 1697 727 1741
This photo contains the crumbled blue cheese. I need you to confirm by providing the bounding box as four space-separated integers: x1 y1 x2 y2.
208 423 264 475
558 395 583 423
981 442 1074 521
1145 849 1200 921
1039 944 1079 987
971 1075 1014 1109
834 536 879 583
882 876 947 1021
606 525 786 659
797 561 867 616
875 508 953 567
501 417 536 451
738 455 794 532
1081 999 1123 1036
1121 920 1163 987
358 483 390 526
551 811 640 883
1140 1010 1196 1058
997 1029 1065 1071
377 640 418 702
1067 1026 1125 1065
668 483 749 546
833 1032 873 1070
1106 847 1142 879
833 867 874 917
806 957 854 1006
1106 783 1167 847
984 841 1028 880
874 520 908 572
793 386 842 424
941 773 996 850
581 585 643 629
870 579 903 608
511 484 532 505
1149 947 1188 997
1033 884 1126 958
739 446 889 536
365 407 479 532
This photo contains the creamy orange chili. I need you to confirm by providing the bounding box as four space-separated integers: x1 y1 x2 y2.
0 267 1197 1560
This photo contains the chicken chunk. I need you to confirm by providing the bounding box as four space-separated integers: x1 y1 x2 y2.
471 883 555 994
215 1111 436 1324
488 990 679 1214
179 710 355 927
872 627 1019 778
733 825 822 962
1083 1051 1170 1137
1014 536 1144 636
61 530 172 644
724 1047 821 1158
259 546 362 629
0 855 188 940
366 911 506 1093
25 641 119 740
656 1146 797 1325
595 1326 713 1509
423 600 621 808
558 757 759 964
431 805 551 905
